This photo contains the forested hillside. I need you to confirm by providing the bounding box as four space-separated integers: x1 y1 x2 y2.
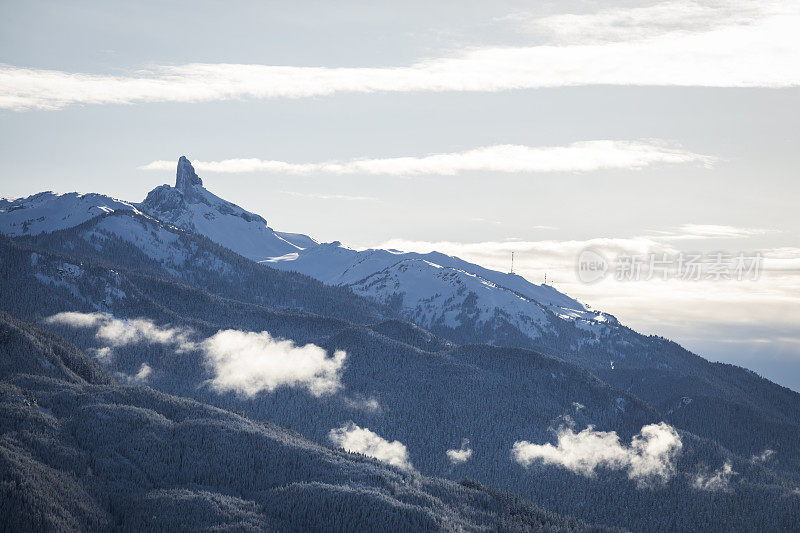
0 312 615 532
2 158 800 531
15 210 800 479
2 236 799 531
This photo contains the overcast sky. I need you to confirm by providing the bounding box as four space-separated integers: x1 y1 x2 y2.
1 0 798 389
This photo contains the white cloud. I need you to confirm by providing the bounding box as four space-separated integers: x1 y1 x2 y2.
45 312 193 348
504 0 786 44
446 439 473 464
2 2 798 111
652 224 773 241
119 362 152 384
281 191 378 201
751 449 776 464
329 422 414 471
140 141 714 176
134 362 152 381
512 422 683 486
46 313 347 397
692 461 736 491
342 395 381 412
201 329 346 397
93 346 113 363
45 311 106 328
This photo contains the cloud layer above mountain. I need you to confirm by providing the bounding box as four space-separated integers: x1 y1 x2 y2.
2 1 797 111
140 141 714 176
512 423 683 486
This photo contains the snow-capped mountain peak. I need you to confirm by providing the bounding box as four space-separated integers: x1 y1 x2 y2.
138 157 317 261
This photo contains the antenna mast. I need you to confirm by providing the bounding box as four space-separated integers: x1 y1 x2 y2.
510 252 514 274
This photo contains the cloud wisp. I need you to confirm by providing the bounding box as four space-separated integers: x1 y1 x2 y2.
2 2 798 111
118 362 153 384
329 422 414 471
651 224 774 241
446 439 473 464
281 191 378 201
45 312 193 348
503 0 787 44
512 423 683 487
692 461 736 491
46 313 347 398
140 141 714 176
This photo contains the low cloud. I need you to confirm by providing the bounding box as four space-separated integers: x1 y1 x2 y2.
751 449 776 464
512 422 683 486
692 461 736 491
446 439 473 464
202 329 346 397
45 312 193 348
140 141 714 176
342 395 381 413
118 362 152 384
46 313 346 397
329 423 414 471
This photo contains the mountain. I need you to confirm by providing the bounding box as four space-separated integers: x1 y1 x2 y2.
14 210 388 325
3 232 799 531
1 311 610 532
266 244 800 476
0 191 138 237
3 156 800 530
267 242 607 347
139 156 317 260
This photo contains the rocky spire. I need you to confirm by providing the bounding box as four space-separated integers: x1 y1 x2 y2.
175 156 203 191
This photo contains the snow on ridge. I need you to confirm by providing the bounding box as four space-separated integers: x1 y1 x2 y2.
270 238 618 344
0 191 140 237
2 157 615 348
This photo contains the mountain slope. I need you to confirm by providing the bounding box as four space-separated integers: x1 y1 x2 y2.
12 211 389 325
1 312 607 532
268 243 800 476
4 233 800 531
266 242 621 358
3 157 800 530
0 191 138 237
7 160 800 479
139 156 317 260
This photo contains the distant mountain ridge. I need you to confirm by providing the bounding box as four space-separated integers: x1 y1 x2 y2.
0 191 139 236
